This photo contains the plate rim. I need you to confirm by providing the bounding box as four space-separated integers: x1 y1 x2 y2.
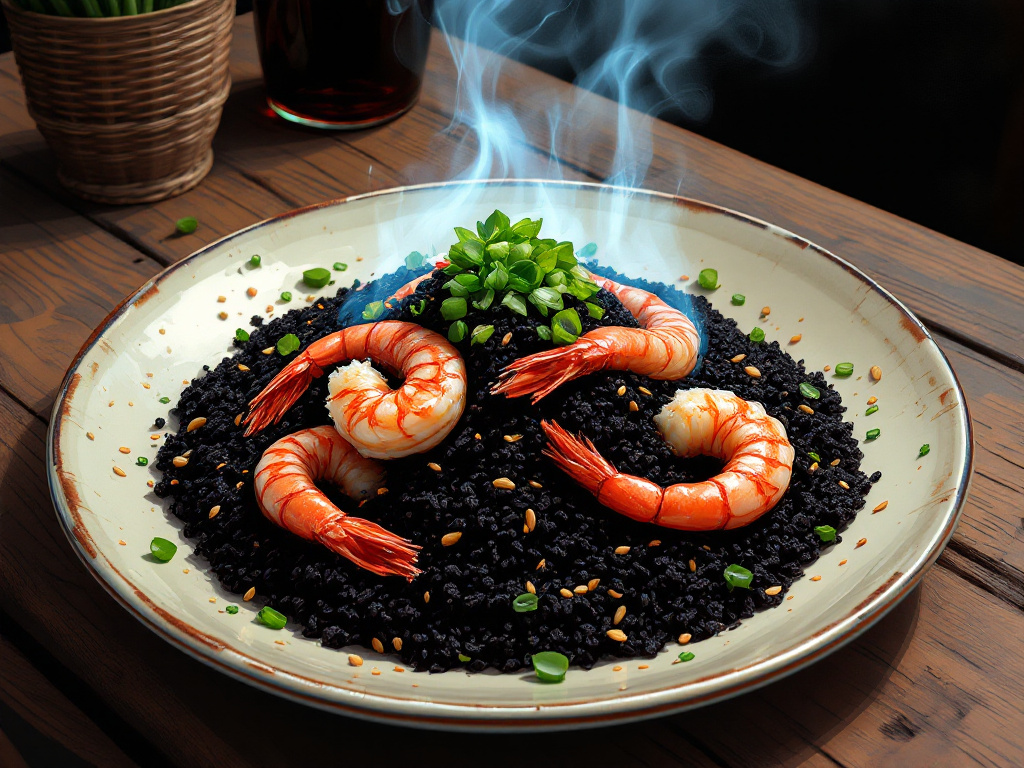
46 179 974 729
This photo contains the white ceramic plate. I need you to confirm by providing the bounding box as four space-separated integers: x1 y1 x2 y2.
48 180 971 730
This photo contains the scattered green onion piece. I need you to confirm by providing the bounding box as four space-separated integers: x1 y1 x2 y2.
257 606 287 629
865 428 880 441
470 324 495 346
280 291 292 302
225 605 239 615
302 267 331 289
749 327 765 343
409 299 426 317
447 321 468 343
441 296 467 321
731 294 745 305
865 405 879 416
250 254 261 267
136 456 148 466
175 216 198 235
472 289 495 311
834 362 854 377
799 382 820 399
501 292 528 316
276 333 300 356
333 262 348 271
235 328 250 342
585 302 605 320
361 301 385 321
512 593 538 613
149 537 177 562
697 268 719 290
458 653 472 663
677 651 695 662
723 563 753 590
537 326 552 341
814 525 837 542
532 651 569 683
919 444 931 457
159 396 170 404
807 451 821 463
550 308 582 347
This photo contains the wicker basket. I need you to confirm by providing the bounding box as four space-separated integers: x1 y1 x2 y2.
3 0 234 204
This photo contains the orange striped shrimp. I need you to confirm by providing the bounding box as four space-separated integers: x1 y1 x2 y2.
244 321 466 459
254 427 420 578
541 389 794 530
491 273 700 403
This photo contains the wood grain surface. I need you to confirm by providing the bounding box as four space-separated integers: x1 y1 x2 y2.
1 12 1023 768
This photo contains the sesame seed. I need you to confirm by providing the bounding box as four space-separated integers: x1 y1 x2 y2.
761 306 771 316
873 500 889 513
628 400 639 412
159 328 165 334
526 581 536 594
614 546 630 555
349 654 363 666
613 665 623 672
247 287 258 297
529 480 542 489
616 385 626 396
119 446 131 454
830 459 841 467
118 539 126 546
243 587 255 601
217 296 227 303
394 667 405 673
560 588 573 598
209 597 217 603
856 538 867 548
262 347 274 355
809 462 819 472
441 532 462 546
839 559 848 566
235 482 243 489
474 433 482 440
423 592 430 603
798 404 814 414
377 487 388 496
824 365 831 372
209 505 221 519
503 434 523 442
147 480 154 488
523 524 529 533
810 575 821 582
525 508 537 531
234 414 243 426
427 462 442 472
113 466 126 477
87 432 95 440
151 434 161 440
689 559 696 572
142 382 151 389
648 540 661 547
536 559 546 570
678 633 692 644
703 544 711 551
501 332 512 345
867 396 878 405
638 386 652 396
588 578 600 591
606 629 627 642
638 664 649 670
573 585 588 594
172 456 188 467
730 354 746 363
216 463 226 470
870 365 882 381
171 480 179 485
790 334 802 344
265 306 274 313
108 401 114 407
493 477 516 490
839 480 850 490
371 638 384 653
765 586 782 596
613 605 626 625
218 312 228 320
187 417 207 432
744 365 762 378
238 364 250 372
607 589 623 599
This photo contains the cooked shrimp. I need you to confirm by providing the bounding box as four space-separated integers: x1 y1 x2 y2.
254 427 420 578
390 259 449 302
491 273 701 402
244 321 466 459
541 389 794 530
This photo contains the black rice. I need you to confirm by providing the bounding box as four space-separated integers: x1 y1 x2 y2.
155 267 878 673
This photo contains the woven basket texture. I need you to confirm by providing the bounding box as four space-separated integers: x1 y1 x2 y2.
3 0 234 204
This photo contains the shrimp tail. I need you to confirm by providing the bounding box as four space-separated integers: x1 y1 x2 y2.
492 339 606 403
540 420 616 495
244 352 324 435
315 514 422 580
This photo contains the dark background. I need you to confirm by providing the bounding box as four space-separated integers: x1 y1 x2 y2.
2 0 1021 265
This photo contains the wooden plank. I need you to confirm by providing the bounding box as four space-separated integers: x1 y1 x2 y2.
0 729 29 768
0 634 139 768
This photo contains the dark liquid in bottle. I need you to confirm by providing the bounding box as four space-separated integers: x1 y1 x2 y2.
253 0 434 129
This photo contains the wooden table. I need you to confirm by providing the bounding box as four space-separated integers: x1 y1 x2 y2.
2 14 1023 768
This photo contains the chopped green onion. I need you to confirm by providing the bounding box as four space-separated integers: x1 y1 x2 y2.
585 302 605 320
280 292 292 302
302 268 331 289
865 405 879 416
551 308 582 346
807 451 821 462
333 262 348 271
723 563 753 590
235 328 250 342
458 653 472 663
276 333 300 356
731 294 745 305
175 217 198 235
512 593 538 613
698 268 719 290
749 327 765 343
919 444 930 457
257 606 287 629
362 301 384 321
447 321 468 343
225 605 239 615
799 382 820 399
865 428 880 441
441 296 467 321
814 525 837 542
471 324 495 346
537 326 552 341
532 651 569 683
677 651 695 662
501 292 528 316
472 289 495 311
159 396 171 404
249 254 261 267
149 537 177 562
409 299 426 317
834 362 854 377
136 456 148 466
